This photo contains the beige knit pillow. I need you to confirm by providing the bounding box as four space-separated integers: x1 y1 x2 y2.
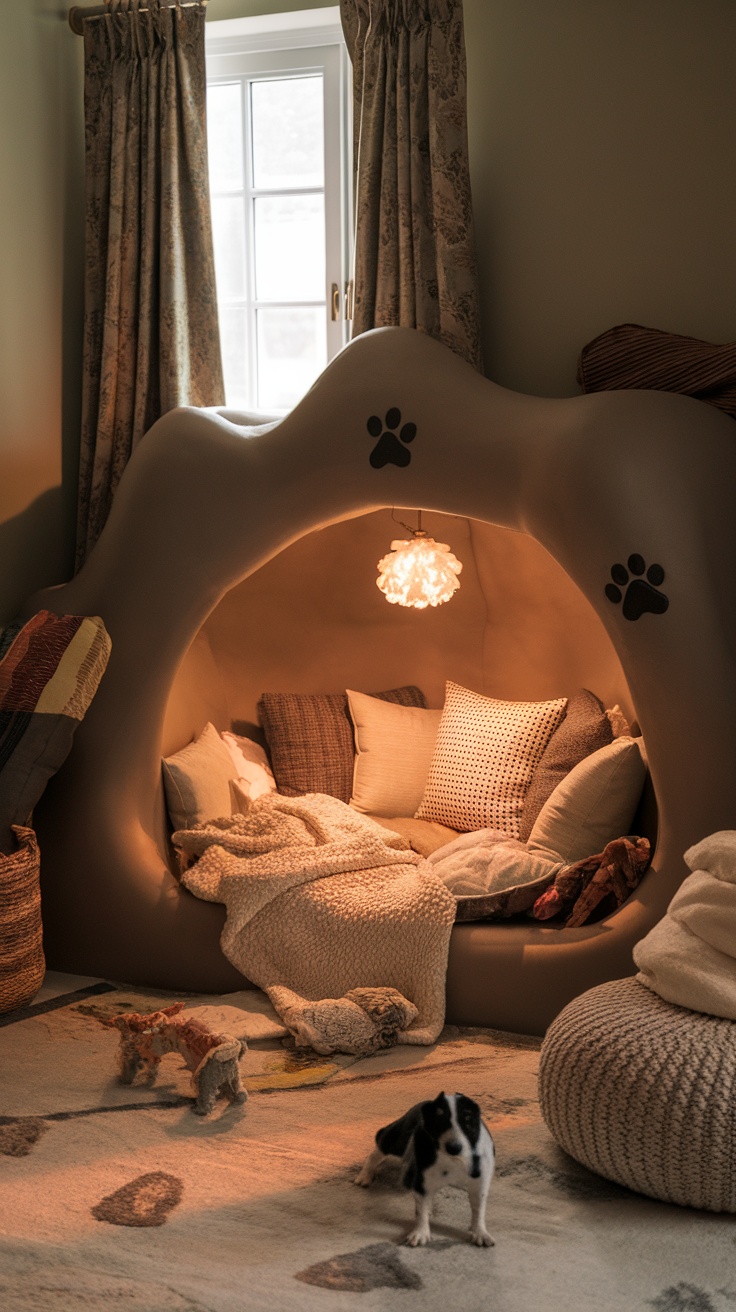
416 682 567 837
347 690 443 818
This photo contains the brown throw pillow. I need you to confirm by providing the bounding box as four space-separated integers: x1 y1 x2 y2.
517 689 613 843
257 686 427 802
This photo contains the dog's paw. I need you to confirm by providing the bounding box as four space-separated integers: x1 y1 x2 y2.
354 1168 373 1188
470 1226 495 1247
405 1227 431 1247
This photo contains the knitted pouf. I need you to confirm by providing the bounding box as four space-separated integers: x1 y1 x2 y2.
0 826 44 1015
538 976 736 1211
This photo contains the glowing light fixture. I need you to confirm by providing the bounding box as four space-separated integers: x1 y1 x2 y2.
377 511 463 609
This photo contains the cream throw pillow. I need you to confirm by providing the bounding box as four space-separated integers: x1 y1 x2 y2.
527 736 647 864
347 689 442 818
162 722 235 832
221 730 276 801
416 682 567 837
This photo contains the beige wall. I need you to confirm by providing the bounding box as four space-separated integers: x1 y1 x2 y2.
2 0 735 624
0 2 84 624
464 0 736 394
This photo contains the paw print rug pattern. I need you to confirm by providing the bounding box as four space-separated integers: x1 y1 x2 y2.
367 408 417 468
605 553 669 621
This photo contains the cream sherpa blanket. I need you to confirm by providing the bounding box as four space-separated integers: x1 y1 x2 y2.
633 830 736 1019
174 793 456 1044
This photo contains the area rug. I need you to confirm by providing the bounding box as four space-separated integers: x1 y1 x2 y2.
1 975 735 1312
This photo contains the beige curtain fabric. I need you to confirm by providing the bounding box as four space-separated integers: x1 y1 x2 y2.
77 0 224 567
341 0 482 370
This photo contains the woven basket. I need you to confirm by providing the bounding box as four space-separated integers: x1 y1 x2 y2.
0 825 44 1015
539 977 736 1212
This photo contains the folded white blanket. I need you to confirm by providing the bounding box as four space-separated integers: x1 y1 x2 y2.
175 793 456 1045
633 830 736 1019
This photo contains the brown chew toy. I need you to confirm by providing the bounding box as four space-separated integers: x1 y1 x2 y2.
106 1001 247 1115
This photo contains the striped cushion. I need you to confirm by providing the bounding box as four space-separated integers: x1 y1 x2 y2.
0 611 111 853
416 681 567 837
257 686 427 802
577 322 736 417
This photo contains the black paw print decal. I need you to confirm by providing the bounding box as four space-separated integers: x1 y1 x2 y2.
367 407 417 469
605 554 669 621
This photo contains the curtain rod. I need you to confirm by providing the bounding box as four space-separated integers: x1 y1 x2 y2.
68 1 208 37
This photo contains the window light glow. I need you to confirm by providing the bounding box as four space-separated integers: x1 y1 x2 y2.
377 534 463 609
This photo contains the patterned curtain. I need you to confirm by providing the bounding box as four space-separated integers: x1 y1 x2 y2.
77 0 224 567
340 0 482 370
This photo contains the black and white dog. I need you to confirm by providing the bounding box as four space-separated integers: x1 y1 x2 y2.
355 1091 495 1248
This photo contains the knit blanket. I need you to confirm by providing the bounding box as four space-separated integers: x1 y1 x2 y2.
174 794 456 1045
633 830 736 1020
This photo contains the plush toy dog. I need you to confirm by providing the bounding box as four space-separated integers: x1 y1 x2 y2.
269 984 419 1056
355 1091 495 1247
106 1002 247 1116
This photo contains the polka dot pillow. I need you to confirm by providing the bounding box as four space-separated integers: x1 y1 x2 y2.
416 681 567 838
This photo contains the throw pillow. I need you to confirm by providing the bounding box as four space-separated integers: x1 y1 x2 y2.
416 682 567 838
347 690 442 817
221 730 276 802
0 610 111 854
257 686 427 802
162 722 236 832
527 736 647 865
517 689 613 841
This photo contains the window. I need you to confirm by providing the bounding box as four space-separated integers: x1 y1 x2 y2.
205 8 352 413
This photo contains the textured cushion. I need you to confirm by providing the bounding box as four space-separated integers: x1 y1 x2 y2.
527 736 646 865
0 610 111 854
221 730 276 802
416 681 567 837
347 690 442 817
539 977 736 1211
162 722 236 831
257 686 427 802
428 829 563 921
518 689 613 841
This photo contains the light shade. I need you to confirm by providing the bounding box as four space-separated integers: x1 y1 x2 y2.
376 535 463 609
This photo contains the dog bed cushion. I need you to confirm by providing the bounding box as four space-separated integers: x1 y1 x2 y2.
427 830 563 919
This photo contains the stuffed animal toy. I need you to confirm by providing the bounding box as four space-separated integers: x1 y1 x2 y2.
268 985 419 1056
105 1001 247 1116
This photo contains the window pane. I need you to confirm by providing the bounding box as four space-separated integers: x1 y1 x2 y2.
207 82 244 192
251 76 324 190
211 195 247 300
256 307 326 410
219 304 249 407
254 194 325 302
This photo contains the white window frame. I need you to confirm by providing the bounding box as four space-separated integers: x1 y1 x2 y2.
205 7 352 412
